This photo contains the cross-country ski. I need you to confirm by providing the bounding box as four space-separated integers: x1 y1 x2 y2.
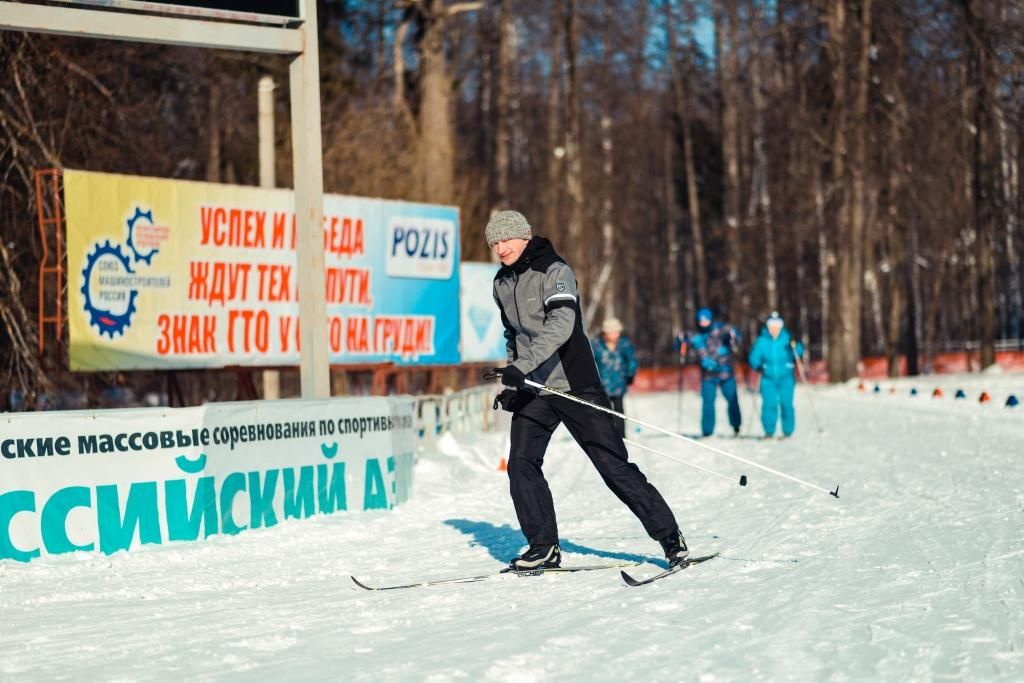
351 562 640 591
620 553 720 587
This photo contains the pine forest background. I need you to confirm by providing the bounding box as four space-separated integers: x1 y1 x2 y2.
1 0 1023 408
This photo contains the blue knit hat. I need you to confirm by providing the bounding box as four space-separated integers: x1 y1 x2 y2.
696 307 713 325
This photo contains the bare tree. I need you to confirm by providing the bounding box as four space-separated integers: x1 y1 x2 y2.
585 0 617 323
747 10 776 311
493 0 513 211
410 0 482 204
4 0 1024 405
543 0 564 235
717 0 743 310
563 0 584 267
962 0 998 368
667 0 708 307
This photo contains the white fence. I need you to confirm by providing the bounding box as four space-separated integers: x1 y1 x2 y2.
412 384 502 446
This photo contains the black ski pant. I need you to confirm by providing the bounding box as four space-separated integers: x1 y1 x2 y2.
609 394 625 437
507 386 678 548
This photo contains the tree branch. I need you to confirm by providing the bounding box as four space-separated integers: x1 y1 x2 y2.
447 2 483 16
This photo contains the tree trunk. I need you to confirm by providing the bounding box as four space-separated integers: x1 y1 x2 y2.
884 135 907 378
826 0 847 381
884 14 908 378
418 0 455 204
586 0 616 323
564 0 584 267
749 39 777 312
815 141 831 366
964 0 997 369
789 16 810 348
717 0 743 308
908 218 923 375
493 0 512 211
666 1 707 306
478 8 493 204
924 258 949 373
682 104 708 308
864 269 884 358
847 0 872 378
828 0 870 383
392 18 417 137
206 83 221 183
544 0 563 233
664 133 682 341
997 100 1022 341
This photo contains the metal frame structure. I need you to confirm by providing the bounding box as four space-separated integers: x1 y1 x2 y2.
35 169 65 355
2 0 330 398
51 0 301 26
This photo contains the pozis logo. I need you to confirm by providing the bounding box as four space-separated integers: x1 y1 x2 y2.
385 216 455 280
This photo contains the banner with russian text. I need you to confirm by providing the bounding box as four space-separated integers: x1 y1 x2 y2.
0 397 416 562
65 169 460 370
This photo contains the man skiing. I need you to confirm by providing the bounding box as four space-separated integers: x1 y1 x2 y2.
487 210 688 571
748 311 805 438
689 307 742 437
590 317 638 437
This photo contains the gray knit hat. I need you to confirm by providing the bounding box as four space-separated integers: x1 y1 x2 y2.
485 210 532 247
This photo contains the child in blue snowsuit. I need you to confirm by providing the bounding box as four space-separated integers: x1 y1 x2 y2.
591 317 638 437
748 311 805 437
689 308 742 437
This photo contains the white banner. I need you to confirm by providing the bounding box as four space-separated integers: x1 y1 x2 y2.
0 397 416 562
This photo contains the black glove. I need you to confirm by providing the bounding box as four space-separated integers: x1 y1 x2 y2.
626 375 635 387
496 365 526 388
493 389 518 412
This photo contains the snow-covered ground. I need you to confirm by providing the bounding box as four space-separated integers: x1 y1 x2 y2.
3 374 1023 681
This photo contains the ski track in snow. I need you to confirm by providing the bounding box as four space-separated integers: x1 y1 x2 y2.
2 374 1023 681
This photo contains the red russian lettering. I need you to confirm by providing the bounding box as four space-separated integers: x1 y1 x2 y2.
157 314 171 355
347 316 369 353
329 317 343 353
257 264 291 302
208 263 227 305
188 261 209 301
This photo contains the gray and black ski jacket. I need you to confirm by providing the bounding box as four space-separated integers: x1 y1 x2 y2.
492 236 602 392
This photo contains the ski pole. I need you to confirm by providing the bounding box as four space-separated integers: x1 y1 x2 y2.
485 371 840 499
623 437 747 487
792 345 823 434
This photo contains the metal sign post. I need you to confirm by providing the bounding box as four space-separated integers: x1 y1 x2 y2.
1 0 330 399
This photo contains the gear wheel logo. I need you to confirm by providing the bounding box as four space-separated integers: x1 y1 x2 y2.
80 241 139 337
125 206 159 265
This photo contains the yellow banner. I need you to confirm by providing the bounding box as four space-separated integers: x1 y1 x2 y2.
65 169 461 370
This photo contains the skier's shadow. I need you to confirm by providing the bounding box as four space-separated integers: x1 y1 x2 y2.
444 519 668 569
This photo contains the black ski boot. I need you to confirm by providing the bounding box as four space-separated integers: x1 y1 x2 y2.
659 529 690 566
509 544 561 571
